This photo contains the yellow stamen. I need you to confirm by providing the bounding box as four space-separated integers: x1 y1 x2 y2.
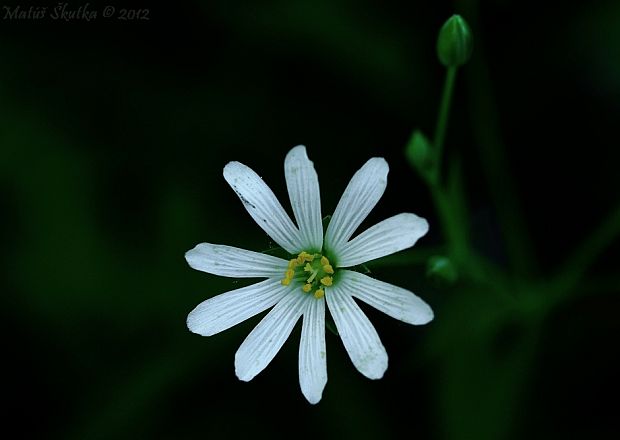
282 252 336 299
297 251 314 263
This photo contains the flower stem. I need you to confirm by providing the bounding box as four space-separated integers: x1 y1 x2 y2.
428 65 473 268
430 158 468 262
549 204 620 302
432 66 458 183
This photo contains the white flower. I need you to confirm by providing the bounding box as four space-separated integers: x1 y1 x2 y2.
186 145 433 404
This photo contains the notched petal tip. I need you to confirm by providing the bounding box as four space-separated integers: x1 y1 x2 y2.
367 157 389 176
361 158 389 187
285 144 314 167
288 144 308 154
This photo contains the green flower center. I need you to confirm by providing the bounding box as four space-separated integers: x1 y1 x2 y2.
281 251 334 299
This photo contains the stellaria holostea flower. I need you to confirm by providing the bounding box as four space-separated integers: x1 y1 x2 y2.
186 145 433 404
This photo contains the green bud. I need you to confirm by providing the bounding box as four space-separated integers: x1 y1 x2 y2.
436 14 473 67
426 255 458 284
405 129 434 181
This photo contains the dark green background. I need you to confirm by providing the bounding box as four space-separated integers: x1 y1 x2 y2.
2 0 619 438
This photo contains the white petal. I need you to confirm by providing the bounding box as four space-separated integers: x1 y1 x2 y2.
326 283 388 379
187 278 290 336
338 270 434 325
336 213 429 267
185 243 288 278
224 161 303 254
285 145 323 251
298 295 327 404
235 291 306 381
324 158 389 260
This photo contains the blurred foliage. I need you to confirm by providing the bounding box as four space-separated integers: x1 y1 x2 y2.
1 0 619 439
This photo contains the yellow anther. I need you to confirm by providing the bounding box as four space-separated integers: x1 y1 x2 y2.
288 259 298 269
323 264 334 274
320 256 330 266
314 288 325 299
297 251 314 263
281 278 291 286
320 276 333 286
286 269 295 279
304 263 313 272
302 283 312 293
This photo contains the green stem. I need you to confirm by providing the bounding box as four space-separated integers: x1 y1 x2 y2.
549 204 620 301
429 67 473 276
431 170 467 262
433 66 458 182
427 65 513 298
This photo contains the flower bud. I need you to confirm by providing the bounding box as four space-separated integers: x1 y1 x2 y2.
426 255 458 284
405 129 434 181
436 14 473 67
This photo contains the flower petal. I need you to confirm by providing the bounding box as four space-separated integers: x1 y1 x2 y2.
285 145 323 251
187 278 290 336
298 295 327 404
326 283 388 379
224 161 303 254
338 270 434 325
185 243 288 278
335 213 429 267
324 158 389 260
235 291 306 381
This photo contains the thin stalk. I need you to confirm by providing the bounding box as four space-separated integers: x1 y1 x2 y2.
549 204 620 303
433 66 458 182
